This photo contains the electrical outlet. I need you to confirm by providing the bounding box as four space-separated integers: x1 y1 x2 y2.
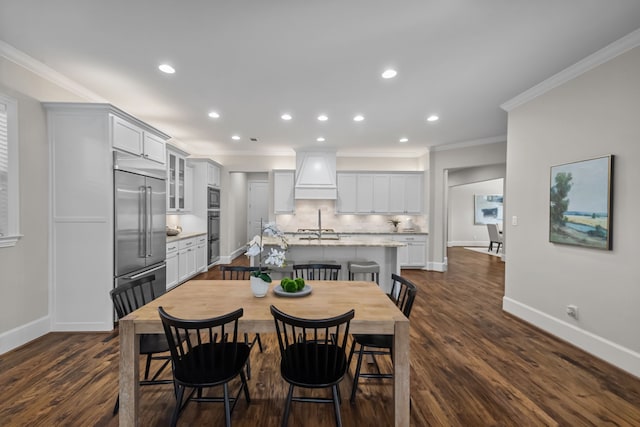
566 305 579 320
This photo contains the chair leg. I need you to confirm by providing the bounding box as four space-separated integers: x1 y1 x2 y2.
488 241 493 252
332 384 343 427
255 333 263 352
350 345 366 403
171 385 184 427
244 333 252 380
144 354 153 379
223 382 231 427
240 370 251 403
281 384 294 427
112 394 119 415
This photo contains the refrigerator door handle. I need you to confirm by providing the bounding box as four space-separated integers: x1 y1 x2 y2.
147 185 153 258
126 263 166 280
139 186 147 259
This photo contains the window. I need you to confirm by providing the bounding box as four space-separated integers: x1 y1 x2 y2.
0 94 20 247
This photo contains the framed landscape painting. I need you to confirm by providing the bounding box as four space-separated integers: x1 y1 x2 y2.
549 155 613 250
474 194 503 225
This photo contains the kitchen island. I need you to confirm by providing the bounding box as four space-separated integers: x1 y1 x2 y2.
252 235 405 293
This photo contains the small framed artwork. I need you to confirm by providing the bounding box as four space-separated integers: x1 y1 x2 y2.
474 194 503 225
549 155 613 250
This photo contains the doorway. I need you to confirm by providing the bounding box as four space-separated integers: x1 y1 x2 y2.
247 180 269 242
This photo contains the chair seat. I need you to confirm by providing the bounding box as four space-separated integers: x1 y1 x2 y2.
139 333 170 354
352 334 392 349
281 343 347 387
174 342 251 386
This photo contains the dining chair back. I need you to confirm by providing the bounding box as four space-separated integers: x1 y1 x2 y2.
348 273 418 403
486 223 503 253
158 306 251 427
220 265 260 280
293 263 342 281
271 305 355 427
109 275 172 414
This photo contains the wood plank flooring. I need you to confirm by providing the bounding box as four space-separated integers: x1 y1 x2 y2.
1 247 639 426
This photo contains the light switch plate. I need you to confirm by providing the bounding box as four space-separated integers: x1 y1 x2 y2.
512 216 518 226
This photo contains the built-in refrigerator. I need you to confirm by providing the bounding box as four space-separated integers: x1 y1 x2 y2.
114 152 167 295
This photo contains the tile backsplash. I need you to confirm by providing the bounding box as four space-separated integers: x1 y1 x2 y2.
276 200 427 233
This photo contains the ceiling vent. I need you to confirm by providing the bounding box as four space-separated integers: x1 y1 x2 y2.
294 148 337 200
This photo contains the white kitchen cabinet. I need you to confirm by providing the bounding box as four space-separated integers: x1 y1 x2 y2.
336 173 357 213
111 115 166 164
196 235 207 272
389 173 423 214
166 243 179 290
207 162 221 188
336 172 423 214
167 145 190 213
273 170 295 213
391 234 427 268
183 164 193 213
44 102 170 332
178 237 197 282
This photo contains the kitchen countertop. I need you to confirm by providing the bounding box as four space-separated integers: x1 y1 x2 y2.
264 235 406 247
166 231 207 244
284 231 428 236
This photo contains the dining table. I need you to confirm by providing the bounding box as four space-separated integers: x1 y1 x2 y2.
118 279 411 426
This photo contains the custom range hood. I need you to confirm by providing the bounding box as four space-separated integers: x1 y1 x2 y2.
294 148 337 199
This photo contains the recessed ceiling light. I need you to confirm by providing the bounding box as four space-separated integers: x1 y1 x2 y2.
281 113 292 121
353 114 365 122
382 69 397 79
427 115 439 122
399 137 409 143
317 114 328 122
231 135 240 141
208 111 220 119
316 137 326 142
158 64 175 74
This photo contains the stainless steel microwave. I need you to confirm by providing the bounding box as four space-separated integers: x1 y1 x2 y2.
208 187 220 209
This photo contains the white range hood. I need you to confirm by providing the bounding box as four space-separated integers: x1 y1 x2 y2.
294 148 337 199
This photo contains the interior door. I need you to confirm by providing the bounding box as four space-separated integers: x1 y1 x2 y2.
247 181 269 241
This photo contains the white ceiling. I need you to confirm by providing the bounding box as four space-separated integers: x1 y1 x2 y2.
1 1 640 157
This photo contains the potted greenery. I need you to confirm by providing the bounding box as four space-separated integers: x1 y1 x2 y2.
244 220 288 297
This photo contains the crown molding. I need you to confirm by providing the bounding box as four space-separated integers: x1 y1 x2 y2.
501 28 640 112
0 40 106 102
429 135 507 152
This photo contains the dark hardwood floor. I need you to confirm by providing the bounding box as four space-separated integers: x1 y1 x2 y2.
1 247 639 426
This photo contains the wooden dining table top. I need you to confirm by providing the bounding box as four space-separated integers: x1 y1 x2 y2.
123 279 407 335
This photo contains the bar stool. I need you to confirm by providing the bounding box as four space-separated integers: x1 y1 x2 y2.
348 260 380 284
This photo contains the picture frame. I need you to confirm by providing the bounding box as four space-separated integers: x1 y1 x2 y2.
549 155 613 250
474 194 503 225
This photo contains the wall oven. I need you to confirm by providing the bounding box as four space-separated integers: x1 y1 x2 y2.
208 210 220 264
208 187 220 210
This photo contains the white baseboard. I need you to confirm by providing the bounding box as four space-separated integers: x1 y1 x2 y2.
0 315 50 355
503 297 640 378
448 240 490 247
426 261 447 272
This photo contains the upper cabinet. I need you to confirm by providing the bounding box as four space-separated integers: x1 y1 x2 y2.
336 172 423 214
167 145 191 213
273 170 295 214
111 115 166 164
207 162 221 188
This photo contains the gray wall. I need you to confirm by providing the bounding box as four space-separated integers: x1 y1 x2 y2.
504 46 640 376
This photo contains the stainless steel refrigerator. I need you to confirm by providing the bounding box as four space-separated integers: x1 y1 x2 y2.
114 152 167 296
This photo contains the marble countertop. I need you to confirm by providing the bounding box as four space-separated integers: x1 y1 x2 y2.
284 230 428 236
166 231 207 244
263 235 406 248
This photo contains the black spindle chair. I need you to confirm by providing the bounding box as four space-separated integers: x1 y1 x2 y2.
348 273 417 403
110 275 172 415
292 263 341 281
158 306 251 427
271 305 355 427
